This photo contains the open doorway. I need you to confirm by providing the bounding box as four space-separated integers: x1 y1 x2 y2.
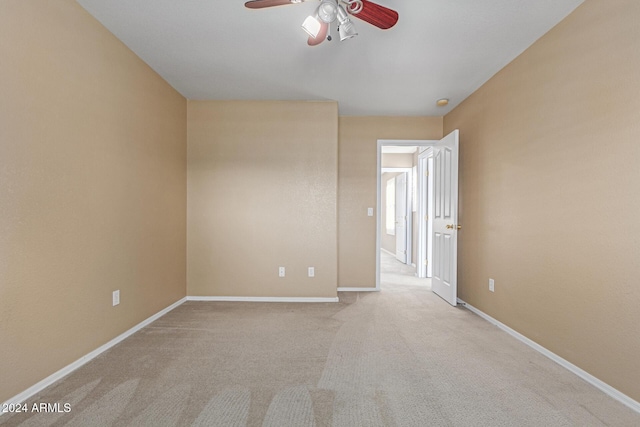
376 140 437 289
381 168 412 264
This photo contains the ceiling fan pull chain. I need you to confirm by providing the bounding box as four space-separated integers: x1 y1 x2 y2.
342 0 363 14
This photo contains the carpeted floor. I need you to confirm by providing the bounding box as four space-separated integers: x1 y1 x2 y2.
2 252 639 426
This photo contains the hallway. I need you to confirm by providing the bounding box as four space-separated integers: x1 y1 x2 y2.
379 250 430 289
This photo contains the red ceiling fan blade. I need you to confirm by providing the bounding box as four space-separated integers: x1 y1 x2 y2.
308 21 329 46
245 0 305 9
348 0 398 30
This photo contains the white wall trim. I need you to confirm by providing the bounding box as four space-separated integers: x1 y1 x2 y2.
380 247 395 257
1 297 187 408
381 167 412 173
187 296 339 303
337 287 379 292
458 299 640 414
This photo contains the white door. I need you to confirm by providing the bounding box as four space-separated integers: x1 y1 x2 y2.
432 130 459 306
395 172 407 263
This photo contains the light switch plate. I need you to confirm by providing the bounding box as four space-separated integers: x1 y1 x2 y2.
367 208 374 217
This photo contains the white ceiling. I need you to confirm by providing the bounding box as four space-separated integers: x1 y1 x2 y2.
76 0 583 116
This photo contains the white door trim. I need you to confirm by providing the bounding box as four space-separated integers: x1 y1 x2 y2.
376 139 439 290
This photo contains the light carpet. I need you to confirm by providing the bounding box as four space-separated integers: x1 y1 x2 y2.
2 252 638 426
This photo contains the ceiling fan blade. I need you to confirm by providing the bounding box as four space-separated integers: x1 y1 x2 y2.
349 0 398 30
308 21 329 46
244 0 306 9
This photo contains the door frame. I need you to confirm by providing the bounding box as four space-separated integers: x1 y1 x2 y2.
376 139 438 290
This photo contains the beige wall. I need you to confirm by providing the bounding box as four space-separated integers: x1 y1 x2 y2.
0 0 187 403
338 117 442 288
187 101 338 298
381 153 414 168
444 0 640 402
9 0 637 408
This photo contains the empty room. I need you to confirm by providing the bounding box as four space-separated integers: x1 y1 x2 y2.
1 0 639 425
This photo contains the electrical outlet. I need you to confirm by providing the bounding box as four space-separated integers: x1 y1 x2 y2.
279 267 285 277
367 208 374 217
489 278 495 292
308 267 315 278
112 290 120 306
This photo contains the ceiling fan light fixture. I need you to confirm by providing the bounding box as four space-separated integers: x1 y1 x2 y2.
301 14 322 38
338 21 358 41
318 0 338 23
337 5 358 41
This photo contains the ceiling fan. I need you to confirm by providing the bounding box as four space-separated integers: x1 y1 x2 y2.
244 0 399 46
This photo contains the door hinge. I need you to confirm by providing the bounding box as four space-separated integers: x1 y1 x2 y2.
424 171 429 177
424 260 428 266
424 215 428 221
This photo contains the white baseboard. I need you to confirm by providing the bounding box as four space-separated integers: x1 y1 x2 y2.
187 296 339 303
380 248 395 256
337 287 379 292
2 297 187 408
458 299 640 414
